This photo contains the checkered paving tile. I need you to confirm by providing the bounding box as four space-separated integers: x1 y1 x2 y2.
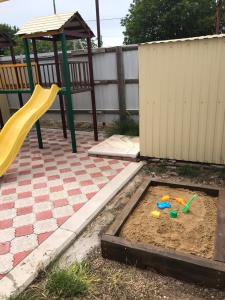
0 129 130 279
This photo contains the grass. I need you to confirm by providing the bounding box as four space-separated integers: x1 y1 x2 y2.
9 262 94 300
177 165 200 177
105 117 139 137
144 163 167 175
46 263 92 298
212 167 225 180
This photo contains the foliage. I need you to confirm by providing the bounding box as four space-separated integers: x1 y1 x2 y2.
177 165 200 177
9 262 94 300
121 0 225 44
9 293 36 300
105 117 139 137
45 262 93 299
0 23 18 40
144 163 167 174
0 23 54 56
73 38 98 50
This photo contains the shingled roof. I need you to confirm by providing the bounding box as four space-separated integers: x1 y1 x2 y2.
17 11 95 39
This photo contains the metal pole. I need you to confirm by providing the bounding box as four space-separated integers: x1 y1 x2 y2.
60 33 77 153
95 0 101 47
53 0 56 14
216 0 222 34
23 38 43 149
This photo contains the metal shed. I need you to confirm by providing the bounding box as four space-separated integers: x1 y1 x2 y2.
139 34 225 164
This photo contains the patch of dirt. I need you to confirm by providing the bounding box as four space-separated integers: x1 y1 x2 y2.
120 186 217 259
82 249 225 300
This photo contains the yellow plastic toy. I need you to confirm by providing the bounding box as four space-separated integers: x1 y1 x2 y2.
175 197 186 206
161 195 170 202
0 84 60 177
151 210 160 218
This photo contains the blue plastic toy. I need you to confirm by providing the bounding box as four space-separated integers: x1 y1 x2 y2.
157 202 171 210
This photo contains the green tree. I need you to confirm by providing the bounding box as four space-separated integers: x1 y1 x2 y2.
72 38 98 50
121 0 224 44
0 23 54 55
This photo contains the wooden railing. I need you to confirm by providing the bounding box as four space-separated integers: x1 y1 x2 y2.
69 61 90 91
0 60 90 93
39 61 91 92
0 63 39 91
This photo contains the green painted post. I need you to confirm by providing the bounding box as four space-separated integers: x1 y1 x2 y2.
60 33 77 153
23 38 43 149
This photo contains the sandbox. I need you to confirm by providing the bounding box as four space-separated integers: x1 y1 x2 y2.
120 185 217 259
101 179 225 289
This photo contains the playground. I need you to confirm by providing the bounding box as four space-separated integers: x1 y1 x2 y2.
0 10 142 298
1 5 225 300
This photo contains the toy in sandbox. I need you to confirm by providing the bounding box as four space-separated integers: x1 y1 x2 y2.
182 194 198 214
157 202 171 209
150 194 198 219
0 12 98 177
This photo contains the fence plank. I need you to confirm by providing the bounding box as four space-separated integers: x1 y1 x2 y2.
116 46 126 121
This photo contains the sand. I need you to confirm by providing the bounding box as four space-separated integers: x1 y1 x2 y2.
120 186 217 259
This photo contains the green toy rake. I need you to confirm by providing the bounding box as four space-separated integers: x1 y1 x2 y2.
182 194 198 214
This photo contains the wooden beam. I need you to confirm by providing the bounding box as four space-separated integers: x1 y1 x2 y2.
87 37 98 141
95 0 102 47
31 39 42 84
216 0 222 34
60 33 77 153
53 40 67 139
107 178 150 236
64 30 90 38
9 46 24 107
20 30 62 39
34 37 56 42
101 235 225 289
0 108 4 129
215 190 225 262
23 38 43 149
116 46 126 121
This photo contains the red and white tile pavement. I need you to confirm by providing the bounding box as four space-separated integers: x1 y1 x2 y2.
0 129 131 280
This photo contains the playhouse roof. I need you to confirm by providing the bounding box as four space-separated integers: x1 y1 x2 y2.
0 33 15 48
16 11 94 39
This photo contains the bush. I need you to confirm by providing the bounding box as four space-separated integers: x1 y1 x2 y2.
105 117 139 137
177 165 200 177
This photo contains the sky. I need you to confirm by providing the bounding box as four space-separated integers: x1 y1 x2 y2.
0 0 132 46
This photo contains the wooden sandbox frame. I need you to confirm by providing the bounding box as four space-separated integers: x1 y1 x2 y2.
101 179 225 289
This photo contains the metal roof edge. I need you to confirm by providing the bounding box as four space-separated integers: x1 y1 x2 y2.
139 34 225 46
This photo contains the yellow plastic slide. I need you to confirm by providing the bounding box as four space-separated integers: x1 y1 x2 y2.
0 84 60 177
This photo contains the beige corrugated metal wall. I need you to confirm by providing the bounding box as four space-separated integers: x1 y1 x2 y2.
139 36 225 164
